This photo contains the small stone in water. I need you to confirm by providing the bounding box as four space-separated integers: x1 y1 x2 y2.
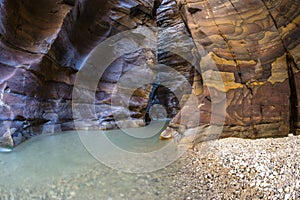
0 147 12 153
70 191 76 196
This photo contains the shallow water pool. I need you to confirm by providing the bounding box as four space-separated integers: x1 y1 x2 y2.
0 121 189 199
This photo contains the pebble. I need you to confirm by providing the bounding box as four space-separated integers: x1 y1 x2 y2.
70 191 76 197
284 194 291 200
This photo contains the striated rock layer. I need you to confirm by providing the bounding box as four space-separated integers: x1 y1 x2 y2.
0 0 300 147
161 0 300 141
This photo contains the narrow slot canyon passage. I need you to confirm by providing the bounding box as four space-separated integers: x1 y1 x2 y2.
1 0 300 199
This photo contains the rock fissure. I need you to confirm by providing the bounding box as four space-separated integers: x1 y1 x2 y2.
261 1 300 134
287 53 298 134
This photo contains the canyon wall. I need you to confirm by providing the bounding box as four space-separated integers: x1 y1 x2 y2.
0 0 299 148
162 0 300 142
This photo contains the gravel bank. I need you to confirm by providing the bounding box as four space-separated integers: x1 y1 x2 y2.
182 135 300 199
1 135 299 199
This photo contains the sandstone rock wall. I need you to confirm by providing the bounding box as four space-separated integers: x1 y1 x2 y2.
0 0 157 147
162 0 300 140
0 0 299 147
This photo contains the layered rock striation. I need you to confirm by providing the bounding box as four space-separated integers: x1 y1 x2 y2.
160 0 300 141
0 0 299 147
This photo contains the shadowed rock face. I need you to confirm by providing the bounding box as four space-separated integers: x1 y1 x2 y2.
0 0 299 147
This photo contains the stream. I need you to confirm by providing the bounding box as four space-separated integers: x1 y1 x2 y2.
0 121 190 199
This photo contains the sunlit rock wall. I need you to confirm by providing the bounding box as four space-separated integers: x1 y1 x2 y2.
162 0 300 140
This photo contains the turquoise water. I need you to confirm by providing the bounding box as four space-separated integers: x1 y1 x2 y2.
0 121 188 199
0 131 97 188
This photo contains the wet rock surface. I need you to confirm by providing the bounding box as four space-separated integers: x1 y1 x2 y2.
0 0 300 146
1 135 300 199
0 0 158 146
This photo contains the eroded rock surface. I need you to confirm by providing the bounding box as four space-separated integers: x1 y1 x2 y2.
161 0 300 140
0 0 299 147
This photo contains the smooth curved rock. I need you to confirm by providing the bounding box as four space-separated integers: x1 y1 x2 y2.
0 0 299 146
